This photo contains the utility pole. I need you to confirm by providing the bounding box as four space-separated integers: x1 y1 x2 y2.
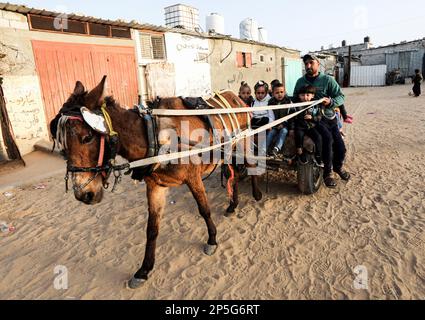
347 45 352 87
343 46 352 88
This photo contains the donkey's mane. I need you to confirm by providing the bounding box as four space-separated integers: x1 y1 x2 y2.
50 94 120 139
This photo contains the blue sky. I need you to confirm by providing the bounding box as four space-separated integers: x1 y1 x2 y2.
16 0 425 53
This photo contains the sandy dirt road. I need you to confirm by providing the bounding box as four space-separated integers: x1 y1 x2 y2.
0 84 424 300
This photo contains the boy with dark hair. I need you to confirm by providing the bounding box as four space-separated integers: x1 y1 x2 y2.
266 82 295 157
270 79 281 95
294 85 323 166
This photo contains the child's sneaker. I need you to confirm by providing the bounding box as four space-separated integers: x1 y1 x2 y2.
315 157 324 168
271 147 281 158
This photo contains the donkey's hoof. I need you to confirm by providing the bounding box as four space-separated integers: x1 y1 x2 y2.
254 192 263 202
225 206 236 217
127 276 147 290
204 244 218 256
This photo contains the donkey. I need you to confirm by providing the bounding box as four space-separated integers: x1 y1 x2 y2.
50 77 263 289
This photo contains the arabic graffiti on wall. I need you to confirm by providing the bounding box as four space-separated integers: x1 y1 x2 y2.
2 76 48 154
164 33 212 97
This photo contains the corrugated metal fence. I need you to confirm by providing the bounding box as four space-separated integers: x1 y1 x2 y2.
386 50 425 78
350 65 387 87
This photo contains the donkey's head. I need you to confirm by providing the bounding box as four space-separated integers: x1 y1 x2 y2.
50 76 114 205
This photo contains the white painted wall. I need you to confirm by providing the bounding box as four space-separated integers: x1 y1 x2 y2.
145 62 176 100
2 76 49 155
164 32 212 97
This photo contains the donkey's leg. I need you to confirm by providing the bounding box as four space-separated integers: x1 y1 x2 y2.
225 166 240 216
128 179 168 289
246 162 263 202
187 175 218 256
251 175 263 202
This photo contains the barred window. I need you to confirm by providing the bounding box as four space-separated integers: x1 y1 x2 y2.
151 36 165 60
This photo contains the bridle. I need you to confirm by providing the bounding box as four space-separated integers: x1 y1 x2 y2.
60 104 130 193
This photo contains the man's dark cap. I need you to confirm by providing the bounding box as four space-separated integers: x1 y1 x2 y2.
303 54 319 63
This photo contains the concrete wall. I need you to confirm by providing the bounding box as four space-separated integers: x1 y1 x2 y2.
0 9 28 30
359 40 425 56
0 10 47 156
319 39 425 80
360 53 386 66
359 41 425 76
0 9 136 156
165 32 212 96
328 42 371 55
209 38 299 93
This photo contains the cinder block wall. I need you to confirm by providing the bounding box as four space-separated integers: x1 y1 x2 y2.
0 10 49 157
0 9 29 30
209 38 300 93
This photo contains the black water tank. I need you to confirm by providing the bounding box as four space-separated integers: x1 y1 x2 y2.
364 36 370 43
342 40 347 47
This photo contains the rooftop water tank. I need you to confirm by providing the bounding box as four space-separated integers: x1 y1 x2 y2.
240 18 259 41
206 13 224 34
164 4 199 31
258 27 268 43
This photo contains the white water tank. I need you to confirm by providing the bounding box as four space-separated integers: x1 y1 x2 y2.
258 27 268 43
240 18 259 41
206 13 224 34
164 4 199 31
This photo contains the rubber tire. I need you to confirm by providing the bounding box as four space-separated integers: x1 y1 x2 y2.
297 154 323 195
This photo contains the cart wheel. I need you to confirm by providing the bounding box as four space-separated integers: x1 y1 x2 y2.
297 153 323 194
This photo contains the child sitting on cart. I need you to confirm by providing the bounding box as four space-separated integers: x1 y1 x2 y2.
251 80 273 128
266 82 295 157
294 85 324 166
239 81 254 107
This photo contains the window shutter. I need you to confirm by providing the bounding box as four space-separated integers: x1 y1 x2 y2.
246 53 253 68
140 34 153 59
236 52 244 68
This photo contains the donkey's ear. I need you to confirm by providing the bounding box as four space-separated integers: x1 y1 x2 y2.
85 76 107 110
73 81 85 96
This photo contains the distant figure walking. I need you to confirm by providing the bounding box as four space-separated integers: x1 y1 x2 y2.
412 69 423 97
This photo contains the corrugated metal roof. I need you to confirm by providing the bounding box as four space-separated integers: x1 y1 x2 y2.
0 2 168 31
0 1 300 53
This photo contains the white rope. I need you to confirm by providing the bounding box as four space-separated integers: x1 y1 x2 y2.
128 99 324 170
151 100 316 116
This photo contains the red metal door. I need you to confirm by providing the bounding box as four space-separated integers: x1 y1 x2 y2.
32 40 139 124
